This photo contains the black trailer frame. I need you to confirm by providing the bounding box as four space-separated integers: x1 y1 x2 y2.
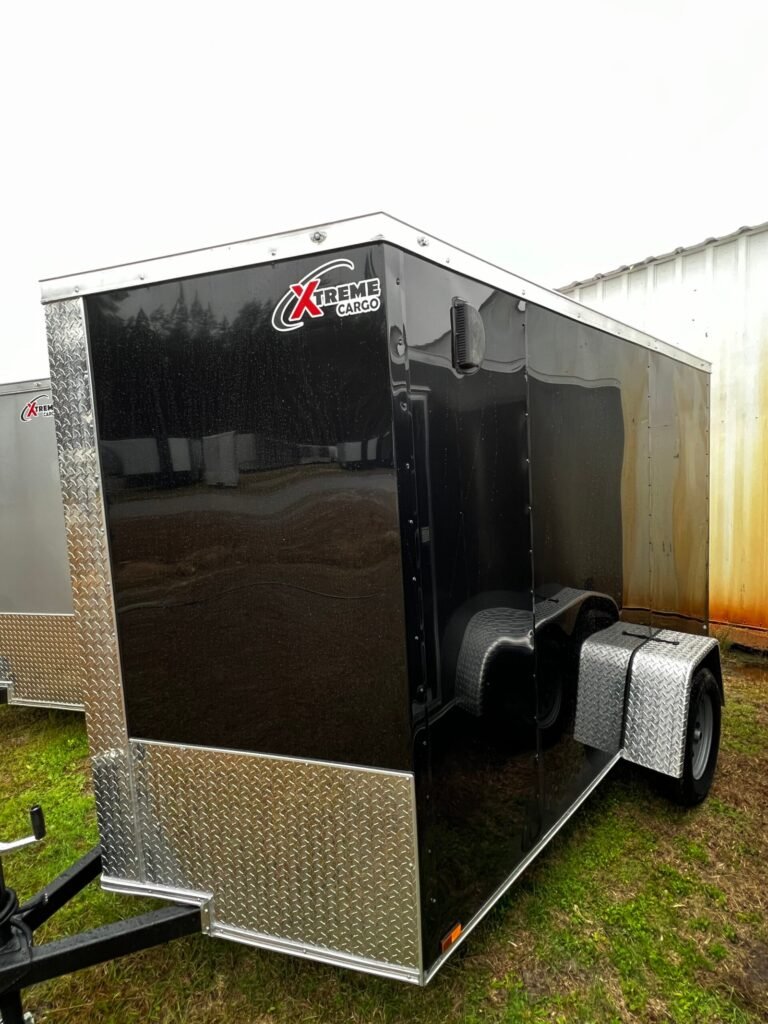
0 811 201 1023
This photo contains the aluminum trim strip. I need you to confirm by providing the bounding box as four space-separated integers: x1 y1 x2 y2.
5 693 84 713
0 378 52 396
408 772 425 980
210 922 421 984
132 735 415 781
423 750 623 984
101 875 212 905
38 214 708 373
0 611 76 619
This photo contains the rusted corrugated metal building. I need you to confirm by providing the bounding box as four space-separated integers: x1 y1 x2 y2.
560 222 768 646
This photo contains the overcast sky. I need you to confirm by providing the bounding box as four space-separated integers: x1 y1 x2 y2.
2 0 766 381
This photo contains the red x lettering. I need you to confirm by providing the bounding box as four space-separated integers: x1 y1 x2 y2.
289 279 323 321
23 400 38 419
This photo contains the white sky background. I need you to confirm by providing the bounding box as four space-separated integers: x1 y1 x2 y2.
1 0 766 381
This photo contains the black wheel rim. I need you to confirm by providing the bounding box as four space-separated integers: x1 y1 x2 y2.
691 690 714 780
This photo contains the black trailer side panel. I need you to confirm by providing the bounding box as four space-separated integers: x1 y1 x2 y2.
526 306 651 832
84 245 413 771
399 254 537 971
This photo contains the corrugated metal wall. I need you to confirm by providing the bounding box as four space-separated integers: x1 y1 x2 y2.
561 224 768 641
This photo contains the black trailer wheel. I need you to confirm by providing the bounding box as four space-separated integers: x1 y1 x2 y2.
665 667 721 807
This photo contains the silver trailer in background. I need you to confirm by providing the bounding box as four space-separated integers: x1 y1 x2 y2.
0 379 83 710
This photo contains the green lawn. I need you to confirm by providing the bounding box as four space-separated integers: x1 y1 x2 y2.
1 649 766 1023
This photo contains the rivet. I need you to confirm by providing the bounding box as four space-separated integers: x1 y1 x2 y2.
310 231 327 244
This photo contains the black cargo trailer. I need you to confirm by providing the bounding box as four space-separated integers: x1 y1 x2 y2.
1 215 722 999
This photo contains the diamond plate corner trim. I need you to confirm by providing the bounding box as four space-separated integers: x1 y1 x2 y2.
574 621 647 751
624 630 719 777
0 614 83 709
130 740 422 973
45 298 139 879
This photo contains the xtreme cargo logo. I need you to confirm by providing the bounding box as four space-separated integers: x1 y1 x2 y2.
20 396 53 422
271 259 381 333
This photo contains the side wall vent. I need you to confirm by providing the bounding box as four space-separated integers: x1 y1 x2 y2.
451 298 485 374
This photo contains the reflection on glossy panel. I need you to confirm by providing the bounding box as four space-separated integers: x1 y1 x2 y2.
400 255 536 969
526 305 651 830
85 245 411 771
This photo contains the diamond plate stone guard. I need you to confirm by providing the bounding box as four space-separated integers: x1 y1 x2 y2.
131 740 421 973
46 298 140 879
0 613 82 709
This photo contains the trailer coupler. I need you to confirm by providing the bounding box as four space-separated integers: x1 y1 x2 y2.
0 811 202 1024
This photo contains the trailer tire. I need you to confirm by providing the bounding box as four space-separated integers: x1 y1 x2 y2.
536 627 570 748
664 667 721 807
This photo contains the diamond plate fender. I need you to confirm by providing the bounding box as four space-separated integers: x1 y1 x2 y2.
576 623 722 777
574 621 647 752
624 630 721 777
457 589 617 719
455 608 533 716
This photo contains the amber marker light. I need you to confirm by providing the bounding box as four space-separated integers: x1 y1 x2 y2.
440 923 463 953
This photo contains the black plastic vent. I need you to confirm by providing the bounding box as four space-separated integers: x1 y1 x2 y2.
451 298 485 373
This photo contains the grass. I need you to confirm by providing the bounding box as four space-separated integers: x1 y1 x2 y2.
1 649 766 1023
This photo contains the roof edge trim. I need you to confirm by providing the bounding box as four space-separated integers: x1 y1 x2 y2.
39 213 710 373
